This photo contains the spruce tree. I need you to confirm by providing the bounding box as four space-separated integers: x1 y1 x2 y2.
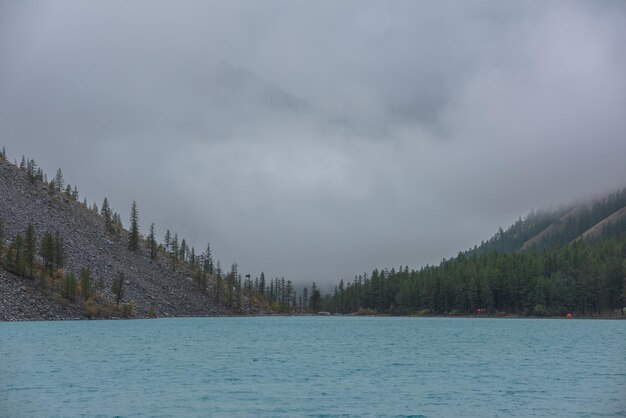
13 234 24 275
112 272 124 306
24 223 36 278
80 268 92 300
215 260 222 303
40 231 55 276
48 180 56 196
190 247 196 269
112 213 122 238
101 198 112 232
302 286 309 311
148 223 157 260
203 243 213 275
164 230 171 252
128 201 139 251
286 280 294 309
179 238 187 262
0 146 6 160
170 233 179 270
62 273 77 300
228 263 238 307
309 282 321 312
236 274 242 310
54 168 64 193
54 230 64 270
26 159 37 182
259 272 265 296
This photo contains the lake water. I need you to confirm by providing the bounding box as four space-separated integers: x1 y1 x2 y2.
0 317 624 417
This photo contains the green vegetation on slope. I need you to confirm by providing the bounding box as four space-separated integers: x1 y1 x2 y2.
472 188 626 254
0 147 273 317
320 193 626 317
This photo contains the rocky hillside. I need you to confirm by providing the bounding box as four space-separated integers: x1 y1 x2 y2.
0 157 265 320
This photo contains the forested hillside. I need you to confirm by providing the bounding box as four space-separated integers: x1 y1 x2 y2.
321 191 626 316
0 148 272 320
473 188 626 254
2 144 625 319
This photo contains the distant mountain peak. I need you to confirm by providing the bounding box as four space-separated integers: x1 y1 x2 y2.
208 61 311 113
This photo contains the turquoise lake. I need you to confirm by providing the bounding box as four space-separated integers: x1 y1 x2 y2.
1 317 624 417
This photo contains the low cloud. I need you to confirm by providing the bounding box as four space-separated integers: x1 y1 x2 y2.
1 0 625 284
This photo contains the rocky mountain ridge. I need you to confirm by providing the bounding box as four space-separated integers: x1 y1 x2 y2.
0 157 263 320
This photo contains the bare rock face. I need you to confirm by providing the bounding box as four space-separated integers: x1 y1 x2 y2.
0 268 84 321
0 159 257 320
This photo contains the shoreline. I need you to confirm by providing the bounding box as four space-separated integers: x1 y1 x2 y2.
2 312 624 322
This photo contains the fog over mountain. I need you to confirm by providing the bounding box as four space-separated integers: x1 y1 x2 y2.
1 0 626 285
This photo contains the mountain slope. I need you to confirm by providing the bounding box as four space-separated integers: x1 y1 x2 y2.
320 188 626 316
473 188 626 255
0 158 263 320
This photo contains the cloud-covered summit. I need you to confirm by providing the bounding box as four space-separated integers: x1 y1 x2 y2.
1 0 625 284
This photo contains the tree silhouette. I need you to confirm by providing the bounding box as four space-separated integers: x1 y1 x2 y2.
128 201 139 251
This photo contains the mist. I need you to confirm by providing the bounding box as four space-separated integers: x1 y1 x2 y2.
1 0 625 284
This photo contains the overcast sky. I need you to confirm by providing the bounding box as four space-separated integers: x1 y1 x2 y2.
1 0 626 286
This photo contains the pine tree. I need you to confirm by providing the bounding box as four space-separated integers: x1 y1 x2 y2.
54 168 64 193
236 273 242 310
179 238 187 262
40 231 55 276
54 230 64 270
190 247 196 270
164 230 171 252
12 234 24 275
338 279 345 314
72 185 79 201
62 273 77 300
148 223 157 260
203 243 213 275
48 180 56 196
128 201 139 251
112 272 124 306
228 263 238 307
24 223 36 278
26 159 37 182
285 280 294 310
309 282 321 312
170 233 179 270
215 260 222 303
112 212 122 231
0 146 6 160
280 277 287 307
20 155 26 170
259 272 265 297
302 286 309 312
101 198 112 232
80 268 92 300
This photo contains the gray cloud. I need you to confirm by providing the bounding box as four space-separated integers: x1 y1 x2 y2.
1 0 626 285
